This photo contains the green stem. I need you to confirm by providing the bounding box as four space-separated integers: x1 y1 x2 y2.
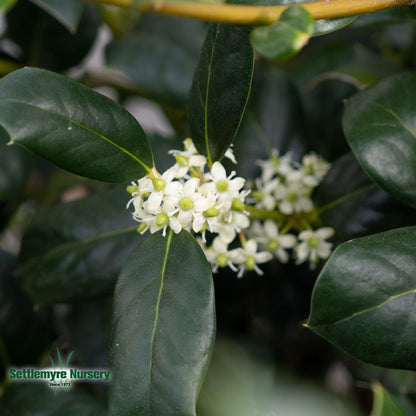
245 205 284 222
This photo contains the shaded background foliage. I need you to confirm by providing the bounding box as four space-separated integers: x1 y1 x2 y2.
1 0 416 415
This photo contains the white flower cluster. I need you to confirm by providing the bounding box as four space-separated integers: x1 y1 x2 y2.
127 139 269 276
127 141 335 276
254 150 330 214
248 150 334 269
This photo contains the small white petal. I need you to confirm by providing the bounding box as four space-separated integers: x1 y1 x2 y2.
169 216 182 234
316 227 335 239
211 162 227 180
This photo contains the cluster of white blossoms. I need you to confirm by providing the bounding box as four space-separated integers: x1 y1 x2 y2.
248 150 335 269
127 140 336 277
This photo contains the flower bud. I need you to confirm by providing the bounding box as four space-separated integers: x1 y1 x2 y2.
203 207 219 218
136 223 147 234
231 198 245 212
126 185 139 195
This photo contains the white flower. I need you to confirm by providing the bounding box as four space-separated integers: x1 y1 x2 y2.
168 138 207 178
257 150 294 182
275 180 314 214
255 220 296 263
301 153 330 186
203 162 246 210
253 178 279 211
204 237 238 273
229 239 273 278
164 178 216 233
295 227 334 268
287 154 330 187
215 212 250 243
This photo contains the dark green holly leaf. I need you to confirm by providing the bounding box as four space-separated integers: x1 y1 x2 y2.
308 226 416 370
188 23 254 165
29 0 84 33
291 42 401 91
6 1 99 71
233 66 306 178
109 230 215 416
250 6 315 60
0 250 51 376
316 153 415 239
106 15 207 106
0 68 153 182
371 382 409 416
0 383 106 415
16 186 141 304
343 72 416 208
0 127 30 201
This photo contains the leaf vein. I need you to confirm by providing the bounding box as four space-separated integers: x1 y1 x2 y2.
370 101 416 141
1 98 152 172
147 229 173 410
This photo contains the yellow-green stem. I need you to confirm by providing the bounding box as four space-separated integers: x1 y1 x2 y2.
86 0 410 25
245 205 284 222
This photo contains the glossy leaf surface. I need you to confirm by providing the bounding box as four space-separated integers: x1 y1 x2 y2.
308 227 416 370
316 153 415 238
109 230 215 416
16 187 140 304
0 68 153 182
29 0 84 32
6 2 99 70
0 127 30 201
343 72 416 208
188 23 254 164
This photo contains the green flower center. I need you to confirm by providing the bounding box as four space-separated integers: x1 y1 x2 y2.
216 254 228 268
287 191 298 202
245 256 256 271
308 236 320 248
216 180 229 192
179 197 194 211
267 239 280 251
156 213 169 226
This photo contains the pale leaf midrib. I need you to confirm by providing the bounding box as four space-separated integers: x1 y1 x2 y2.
1 98 152 172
